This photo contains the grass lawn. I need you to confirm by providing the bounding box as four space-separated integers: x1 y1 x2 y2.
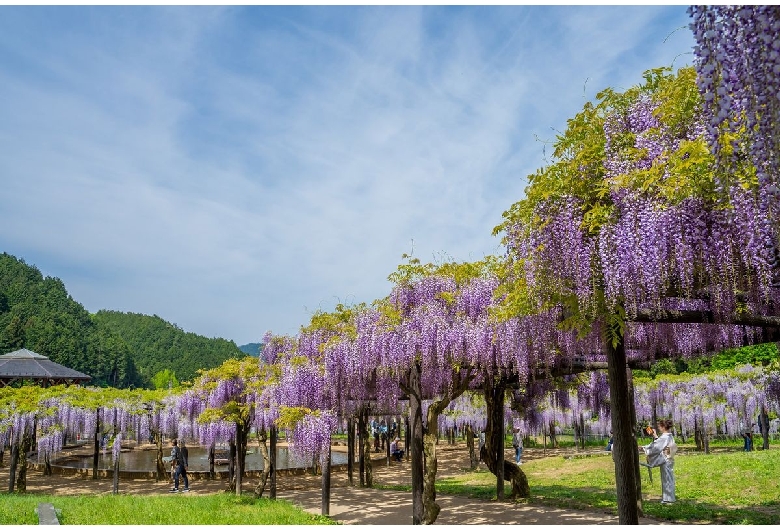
428 447 780 524
374 446 780 524
0 492 337 525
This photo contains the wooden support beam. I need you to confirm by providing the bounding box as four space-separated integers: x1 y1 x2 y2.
630 308 780 327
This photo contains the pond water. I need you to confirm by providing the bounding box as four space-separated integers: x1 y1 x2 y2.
55 446 350 472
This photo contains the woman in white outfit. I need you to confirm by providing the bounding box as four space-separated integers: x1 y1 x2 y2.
643 419 677 504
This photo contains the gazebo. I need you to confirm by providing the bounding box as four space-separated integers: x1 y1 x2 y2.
0 348 91 388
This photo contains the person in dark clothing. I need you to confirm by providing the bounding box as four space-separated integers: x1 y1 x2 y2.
169 439 189 492
742 429 753 452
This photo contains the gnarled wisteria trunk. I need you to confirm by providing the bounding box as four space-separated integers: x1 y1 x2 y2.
254 428 272 498
403 361 424 525
15 434 31 493
465 425 478 470
421 371 476 524
548 420 558 448
482 378 529 500
421 402 444 524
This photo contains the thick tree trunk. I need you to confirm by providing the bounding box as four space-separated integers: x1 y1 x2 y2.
347 418 355 486
361 408 373 487
406 362 424 525
405 416 411 462
422 407 443 524
321 446 331 516
466 425 478 470
227 441 237 493
208 443 216 479
92 408 101 480
386 418 392 467
358 411 365 487
255 429 271 498
651 398 658 436
605 334 640 524
482 378 530 500
8 442 19 493
235 423 249 496
576 412 586 450
112 452 120 494
626 368 643 515
15 436 30 493
420 370 476 524
155 432 166 481
270 426 277 500
759 407 770 450
548 420 558 448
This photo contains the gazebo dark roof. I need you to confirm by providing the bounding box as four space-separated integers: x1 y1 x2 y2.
0 348 91 388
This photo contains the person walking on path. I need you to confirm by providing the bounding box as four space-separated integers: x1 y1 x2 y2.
169 439 189 493
642 419 677 504
511 427 523 465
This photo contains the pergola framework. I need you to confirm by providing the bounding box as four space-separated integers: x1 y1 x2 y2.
0 348 91 388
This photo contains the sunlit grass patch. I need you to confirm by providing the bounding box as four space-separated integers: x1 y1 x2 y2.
427 449 780 524
0 492 337 525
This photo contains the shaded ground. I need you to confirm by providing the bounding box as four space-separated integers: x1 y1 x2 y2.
12 442 670 525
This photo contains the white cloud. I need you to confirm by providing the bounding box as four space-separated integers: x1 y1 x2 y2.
0 6 694 344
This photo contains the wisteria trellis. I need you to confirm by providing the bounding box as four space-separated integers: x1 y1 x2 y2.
2 8 780 524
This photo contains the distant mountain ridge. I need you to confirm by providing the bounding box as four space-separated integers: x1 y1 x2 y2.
238 342 263 357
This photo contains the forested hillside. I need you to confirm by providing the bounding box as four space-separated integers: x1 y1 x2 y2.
92 310 244 383
0 253 245 388
0 252 140 387
238 342 262 356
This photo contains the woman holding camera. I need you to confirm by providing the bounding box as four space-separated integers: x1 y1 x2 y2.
642 419 677 504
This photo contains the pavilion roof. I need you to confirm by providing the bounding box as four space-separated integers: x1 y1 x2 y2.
0 348 91 386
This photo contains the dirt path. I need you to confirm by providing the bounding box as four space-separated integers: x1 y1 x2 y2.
15 443 668 525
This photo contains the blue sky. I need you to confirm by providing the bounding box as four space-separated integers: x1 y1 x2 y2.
0 6 695 346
